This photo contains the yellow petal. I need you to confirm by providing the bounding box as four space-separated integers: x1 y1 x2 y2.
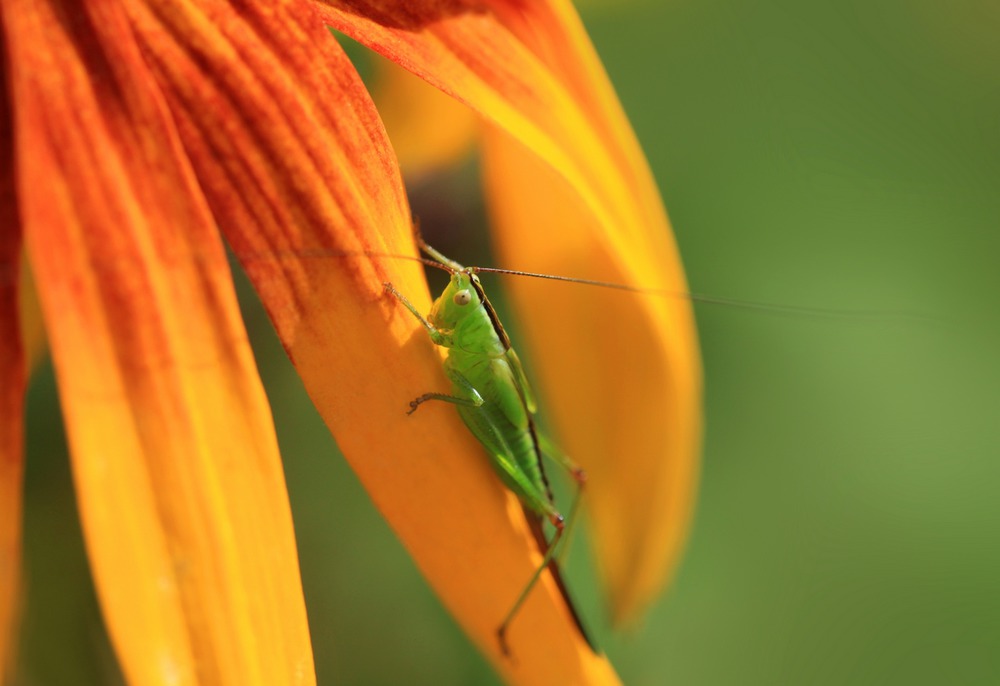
124 0 618 681
370 54 479 180
17 256 47 374
482 128 701 626
317 0 703 625
4 0 314 682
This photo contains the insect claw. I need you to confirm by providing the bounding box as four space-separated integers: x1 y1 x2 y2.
497 626 513 659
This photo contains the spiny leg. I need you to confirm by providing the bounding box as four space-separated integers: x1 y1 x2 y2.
405 367 484 415
538 431 588 486
410 222 465 271
537 433 588 565
383 281 477 415
497 472 587 657
384 281 441 341
406 391 478 415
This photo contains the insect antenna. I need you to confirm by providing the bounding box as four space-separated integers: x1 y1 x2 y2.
231 247 934 324
471 266 935 324
232 246 456 274
373 252 455 274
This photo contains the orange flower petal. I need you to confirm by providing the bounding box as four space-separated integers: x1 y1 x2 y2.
0 79 26 680
17 256 47 373
370 54 479 180
316 0 703 624
4 1 314 683
0 265 23 683
124 0 618 681
482 128 701 626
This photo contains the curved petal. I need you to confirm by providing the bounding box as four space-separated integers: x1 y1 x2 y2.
0 52 26 678
370 55 479 180
316 0 702 624
124 0 618 682
0 241 23 685
4 1 314 683
17 257 46 374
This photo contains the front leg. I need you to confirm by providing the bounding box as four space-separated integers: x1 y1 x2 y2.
384 281 451 346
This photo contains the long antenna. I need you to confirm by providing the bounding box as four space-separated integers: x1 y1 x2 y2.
236 247 455 274
233 247 932 323
471 266 932 323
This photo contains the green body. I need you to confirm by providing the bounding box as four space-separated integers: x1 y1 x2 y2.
424 268 558 521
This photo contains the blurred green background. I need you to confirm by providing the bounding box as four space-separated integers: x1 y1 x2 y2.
16 0 1000 684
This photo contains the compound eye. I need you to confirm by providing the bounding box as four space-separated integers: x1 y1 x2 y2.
453 289 472 306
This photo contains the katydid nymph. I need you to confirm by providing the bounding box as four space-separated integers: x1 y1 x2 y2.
238 232 922 658
383 236 594 657
370 234 913 658
237 230 928 655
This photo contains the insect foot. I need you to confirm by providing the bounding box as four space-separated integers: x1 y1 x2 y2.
550 513 566 532
497 625 514 660
406 393 434 415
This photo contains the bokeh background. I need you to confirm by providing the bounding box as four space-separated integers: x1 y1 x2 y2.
16 1 1000 684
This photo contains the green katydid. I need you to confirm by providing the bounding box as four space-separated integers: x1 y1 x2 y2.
376 234 927 657
236 232 927 657
383 236 595 656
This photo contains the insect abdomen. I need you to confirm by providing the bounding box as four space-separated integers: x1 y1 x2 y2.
448 351 555 519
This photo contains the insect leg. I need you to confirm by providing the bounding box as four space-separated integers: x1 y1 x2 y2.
497 483 587 657
537 431 588 485
410 223 464 271
406 391 481 415
384 281 451 346
497 433 591 656
534 434 589 568
405 364 485 415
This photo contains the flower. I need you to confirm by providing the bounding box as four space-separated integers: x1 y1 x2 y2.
0 0 699 684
